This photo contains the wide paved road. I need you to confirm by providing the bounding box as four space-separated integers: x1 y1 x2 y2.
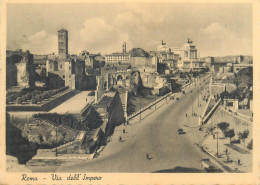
56 76 211 173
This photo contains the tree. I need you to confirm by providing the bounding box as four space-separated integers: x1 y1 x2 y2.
16 97 22 104
217 122 230 133
238 130 249 149
224 129 235 142
207 125 216 139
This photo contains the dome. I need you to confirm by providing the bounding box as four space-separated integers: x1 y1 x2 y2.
129 48 150 57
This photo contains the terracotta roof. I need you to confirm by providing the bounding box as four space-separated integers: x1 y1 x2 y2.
129 48 150 57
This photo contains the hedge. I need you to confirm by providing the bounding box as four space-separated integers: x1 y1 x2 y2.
7 86 69 105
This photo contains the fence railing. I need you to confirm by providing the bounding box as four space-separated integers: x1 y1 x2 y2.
128 82 192 120
219 105 253 123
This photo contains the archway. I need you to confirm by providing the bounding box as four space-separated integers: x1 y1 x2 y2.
117 75 124 81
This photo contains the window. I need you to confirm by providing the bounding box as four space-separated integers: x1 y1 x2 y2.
185 51 188 57
227 102 233 106
60 65 63 69
63 75 65 79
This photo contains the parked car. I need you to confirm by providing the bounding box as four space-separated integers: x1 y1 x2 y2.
178 128 185 134
176 97 180 100
230 139 240 144
88 91 95 96
200 158 218 172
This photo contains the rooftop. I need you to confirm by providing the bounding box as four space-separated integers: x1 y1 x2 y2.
129 48 150 57
49 91 95 114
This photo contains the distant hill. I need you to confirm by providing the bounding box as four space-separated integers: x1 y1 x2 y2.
202 55 253 63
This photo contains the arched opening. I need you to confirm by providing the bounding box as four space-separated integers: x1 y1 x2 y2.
117 75 123 81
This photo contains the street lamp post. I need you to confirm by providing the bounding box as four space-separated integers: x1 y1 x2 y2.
154 93 156 110
192 96 194 116
140 95 142 122
198 93 200 107
55 123 57 157
216 130 219 157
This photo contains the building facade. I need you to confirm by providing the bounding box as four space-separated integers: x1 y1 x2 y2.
105 42 131 64
170 39 205 71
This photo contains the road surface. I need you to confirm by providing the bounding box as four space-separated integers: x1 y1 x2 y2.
55 77 211 173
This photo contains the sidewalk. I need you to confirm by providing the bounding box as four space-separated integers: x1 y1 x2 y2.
202 133 252 172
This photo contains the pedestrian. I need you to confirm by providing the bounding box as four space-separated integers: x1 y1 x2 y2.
123 129 125 134
238 159 240 165
225 148 228 155
227 156 230 163
186 113 188 117
119 136 122 142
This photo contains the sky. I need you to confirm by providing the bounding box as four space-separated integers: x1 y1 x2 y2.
6 3 252 57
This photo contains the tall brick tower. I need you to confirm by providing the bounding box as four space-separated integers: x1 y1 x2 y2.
122 41 126 54
58 28 68 56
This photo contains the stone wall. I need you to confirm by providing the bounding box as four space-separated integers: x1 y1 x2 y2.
208 107 252 141
105 91 125 135
95 76 105 103
6 51 35 89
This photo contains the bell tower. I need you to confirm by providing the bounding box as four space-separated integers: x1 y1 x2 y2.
122 42 126 54
58 28 68 56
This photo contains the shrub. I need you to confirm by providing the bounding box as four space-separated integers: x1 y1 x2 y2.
7 96 13 103
8 95 13 102
247 139 253 150
35 90 41 95
42 92 47 99
16 97 22 104
25 92 32 100
36 95 42 102
31 96 37 104
21 95 27 102
47 91 52 97
40 94 45 100
238 130 249 149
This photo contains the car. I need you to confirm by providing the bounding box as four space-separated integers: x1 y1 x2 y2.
170 97 175 100
182 91 186 94
178 128 185 134
190 90 192 93
176 97 180 100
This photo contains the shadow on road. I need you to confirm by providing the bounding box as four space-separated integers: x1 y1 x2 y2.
153 166 205 173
